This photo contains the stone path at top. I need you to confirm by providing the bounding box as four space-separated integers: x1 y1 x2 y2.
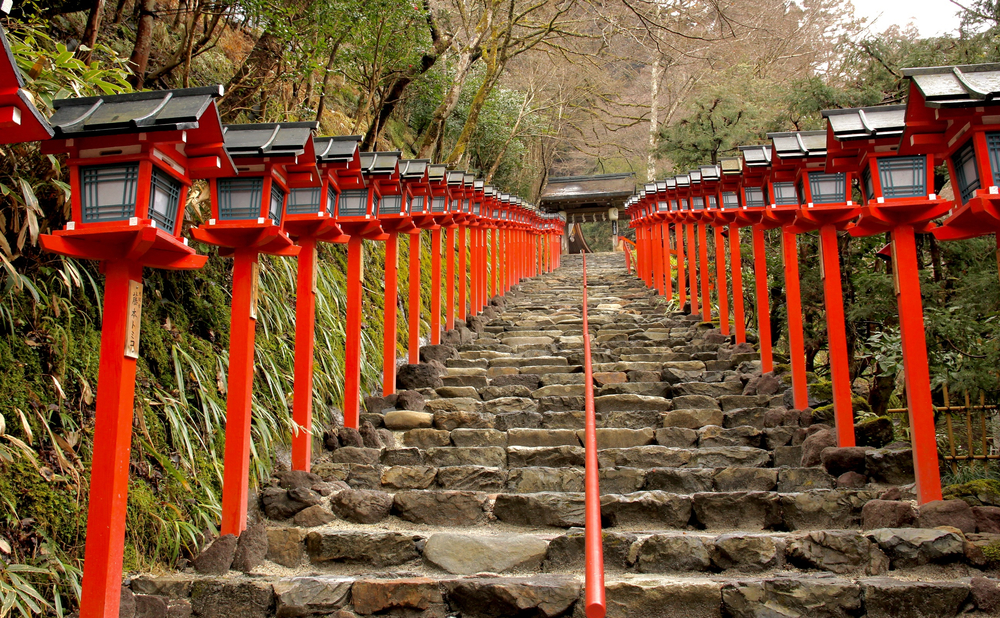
123 253 1000 618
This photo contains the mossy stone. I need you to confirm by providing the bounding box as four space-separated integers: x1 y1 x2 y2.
943 479 1000 507
855 416 893 448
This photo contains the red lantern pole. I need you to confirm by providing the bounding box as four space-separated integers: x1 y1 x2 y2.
383 233 399 395
493 227 500 296
781 229 809 409
408 231 422 363
729 228 746 344
292 238 318 468
446 226 456 330
458 225 467 321
893 225 942 502
714 226 730 335
819 224 855 446
469 226 478 315
431 228 442 344
343 236 364 429
675 223 686 306
662 222 673 300
698 223 712 322
79 258 143 617
686 224 698 314
652 222 664 295
752 226 773 372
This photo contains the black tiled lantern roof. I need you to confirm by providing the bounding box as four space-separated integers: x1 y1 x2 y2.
903 63 1000 106
822 106 906 140
400 159 429 179
699 164 721 181
223 122 318 158
446 170 466 185
428 164 447 181
359 151 400 174
767 130 828 158
50 86 225 138
739 145 772 167
314 135 361 162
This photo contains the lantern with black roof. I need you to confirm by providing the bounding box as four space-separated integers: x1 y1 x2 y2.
189 122 317 538
714 156 748 344
767 129 857 440
282 136 357 475
39 85 233 618
699 164 731 331
399 159 434 369
445 170 469 325
687 168 713 321
425 164 451 340
737 144 776 374
822 102 951 504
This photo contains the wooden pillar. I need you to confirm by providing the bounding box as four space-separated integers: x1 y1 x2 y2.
752 226 773 372
408 231 422 364
781 228 808 410
343 237 364 428
729 227 746 344
714 226 730 336
292 238 317 470
819 224 855 447
382 233 398 395
430 228 442 344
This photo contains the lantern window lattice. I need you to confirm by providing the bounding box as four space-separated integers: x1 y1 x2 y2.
432 196 446 212
339 189 368 217
692 196 705 210
148 167 182 231
81 164 140 223
268 184 285 224
952 140 980 203
379 194 404 216
707 195 718 209
809 172 846 204
658 201 668 211
744 186 766 208
411 196 425 213
722 191 739 209
877 156 926 199
217 177 263 220
773 181 799 206
287 186 324 214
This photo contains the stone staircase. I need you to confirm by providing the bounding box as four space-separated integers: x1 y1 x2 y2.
122 253 1000 618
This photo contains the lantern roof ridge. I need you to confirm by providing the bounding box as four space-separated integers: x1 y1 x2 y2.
222 121 318 158
822 105 906 140
428 164 447 181
719 156 742 173
49 85 226 138
699 164 721 180
400 158 429 178
446 170 466 184
903 63 1000 105
314 135 361 161
739 144 772 166
359 151 401 174
767 130 827 158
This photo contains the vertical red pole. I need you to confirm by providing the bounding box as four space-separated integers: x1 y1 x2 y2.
686 224 699 314
698 223 712 323
652 223 664 295
430 228 442 344
458 226 467 321
714 226 730 336
292 238 317 471
343 237 363 429
469 227 478 316
78 258 143 618
493 227 499 297
221 248 260 536
581 254 606 618
892 225 942 504
408 231 422 364
781 228 809 410
382 233 398 396
752 226 773 372
663 223 672 301
729 227 746 344
819 225 855 447
675 224 686 307
446 227 456 331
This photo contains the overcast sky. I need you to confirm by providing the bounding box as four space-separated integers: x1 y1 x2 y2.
852 0 964 37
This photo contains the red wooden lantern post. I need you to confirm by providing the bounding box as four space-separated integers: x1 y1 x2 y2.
770 130 861 442
714 157 747 343
823 103 952 503
426 164 451 341
687 169 715 323
469 179 486 314
401 159 435 363
758 132 829 411
283 136 358 471
41 87 231 618
190 122 318 536
640 184 663 295
665 183 686 307
699 165 728 332
736 145 775 373
674 174 700 315
354 151 407 396
445 171 467 327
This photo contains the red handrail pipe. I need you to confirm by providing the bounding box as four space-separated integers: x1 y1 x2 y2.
581 254 606 618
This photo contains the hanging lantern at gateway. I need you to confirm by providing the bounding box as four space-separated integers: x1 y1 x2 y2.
190 122 318 538
823 102 951 505
40 86 234 618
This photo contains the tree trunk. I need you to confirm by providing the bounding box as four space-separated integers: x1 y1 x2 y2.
78 0 106 64
648 56 660 182
485 92 530 182
221 29 285 118
127 0 155 87
315 40 345 123
111 0 129 26
444 65 501 165
414 49 480 159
